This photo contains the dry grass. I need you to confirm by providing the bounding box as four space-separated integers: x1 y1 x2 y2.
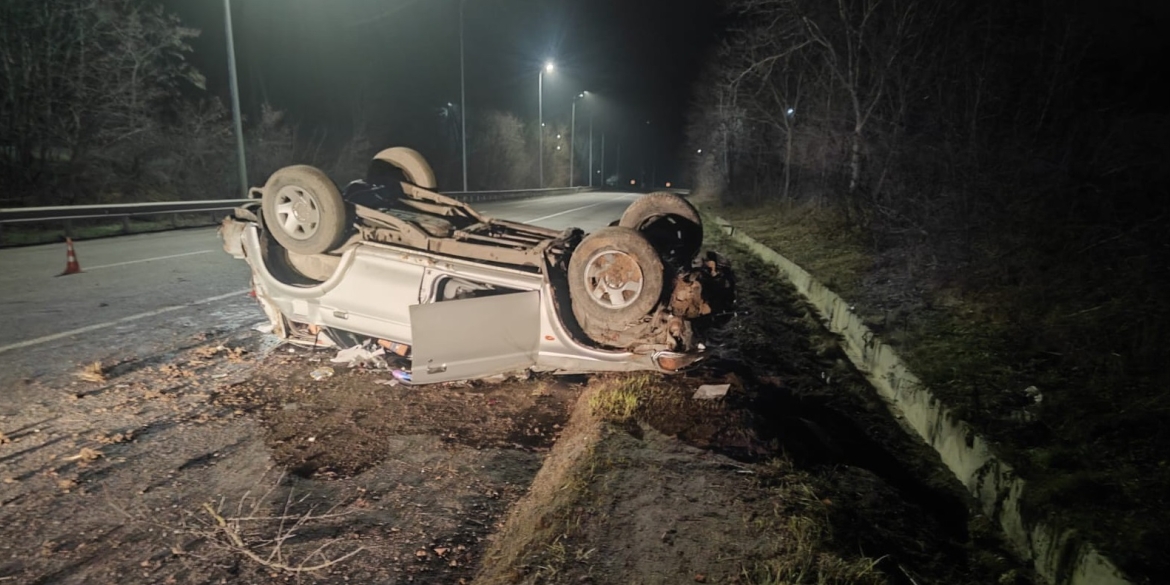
75 361 107 383
713 200 870 296
739 460 889 585
587 374 653 422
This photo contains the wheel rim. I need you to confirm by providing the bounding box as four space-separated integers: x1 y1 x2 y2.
583 249 644 309
273 185 321 241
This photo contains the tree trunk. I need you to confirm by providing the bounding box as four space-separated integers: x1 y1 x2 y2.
849 123 863 194
783 124 794 200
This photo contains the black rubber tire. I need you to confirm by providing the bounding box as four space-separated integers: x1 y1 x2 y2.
568 227 664 337
261 165 349 255
618 192 703 260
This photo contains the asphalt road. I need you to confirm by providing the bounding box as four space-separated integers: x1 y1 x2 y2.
0 190 641 388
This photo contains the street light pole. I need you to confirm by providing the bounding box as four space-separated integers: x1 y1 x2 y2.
569 100 576 188
224 0 247 197
600 133 605 186
459 0 468 191
537 61 554 189
569 91 589 188
538 69 544 188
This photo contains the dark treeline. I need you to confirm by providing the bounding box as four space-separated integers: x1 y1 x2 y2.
688 0 1169 379
0 0 585 205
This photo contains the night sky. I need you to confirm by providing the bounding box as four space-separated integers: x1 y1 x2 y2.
161 0 725 185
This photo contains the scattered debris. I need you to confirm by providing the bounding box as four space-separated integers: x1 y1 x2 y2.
76 361 106 383
692 384 730 400
57 478 78 491
391 369 412 383
253 322 274 334
373 379 400 387
194 491 366 574
97 432 134 445
309 367 335 381
330 344 388 369
0 432 9 445
61 447 103 463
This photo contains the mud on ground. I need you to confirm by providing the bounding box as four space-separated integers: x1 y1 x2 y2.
0 332 582 584
2 227 1029 584
475 231 1033 585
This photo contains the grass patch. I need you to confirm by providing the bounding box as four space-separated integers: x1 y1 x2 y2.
587 374 651 422
706 198 1169 581
739 460 888 585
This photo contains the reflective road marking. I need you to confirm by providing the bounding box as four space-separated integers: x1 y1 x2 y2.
522 195 631 224
86 250 215 270
0 289 251 354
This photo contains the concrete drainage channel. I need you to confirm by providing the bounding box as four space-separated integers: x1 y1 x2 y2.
714 217 1132 585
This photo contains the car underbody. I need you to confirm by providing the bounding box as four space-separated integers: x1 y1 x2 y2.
219 147 734 383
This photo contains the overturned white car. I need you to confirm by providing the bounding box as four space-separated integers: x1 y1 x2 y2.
220 147 734 383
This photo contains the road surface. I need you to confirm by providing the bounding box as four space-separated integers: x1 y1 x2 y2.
0 191 642 392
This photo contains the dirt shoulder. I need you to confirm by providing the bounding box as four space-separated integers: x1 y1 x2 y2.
2 220 1030 585
707 200 1164 583
475 229 1030 585
0 329 580 584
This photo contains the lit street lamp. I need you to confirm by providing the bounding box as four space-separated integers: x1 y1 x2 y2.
538 61 554 188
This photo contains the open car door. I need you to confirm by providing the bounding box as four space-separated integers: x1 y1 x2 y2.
408 291 542 384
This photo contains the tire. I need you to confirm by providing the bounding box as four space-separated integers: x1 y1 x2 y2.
370 147 437 188
261 165 349 255
618 192 703 261
568 227 665 337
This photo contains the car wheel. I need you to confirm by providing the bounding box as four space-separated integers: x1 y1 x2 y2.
568 227 664 338
370 147 437 188
618 192 703 261
261 165 349 255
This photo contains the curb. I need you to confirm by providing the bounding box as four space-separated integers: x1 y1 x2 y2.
714 217 1132 585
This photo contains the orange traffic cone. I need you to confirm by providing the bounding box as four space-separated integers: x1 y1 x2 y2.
58 238 83 276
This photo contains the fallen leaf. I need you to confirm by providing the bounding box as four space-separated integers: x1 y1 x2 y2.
75 362 106 383
57 478 78 491
62 447 103 463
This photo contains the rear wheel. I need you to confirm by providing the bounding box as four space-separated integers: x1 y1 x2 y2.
568 227 664 342
261 165 349 255
618 192 703 261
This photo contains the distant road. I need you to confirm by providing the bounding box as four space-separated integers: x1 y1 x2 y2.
0 191 640 388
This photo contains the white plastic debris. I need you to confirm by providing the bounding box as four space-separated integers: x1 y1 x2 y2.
693 384 731 400
330 344 388 369
253 322 275 334
373 379 400 387
309 367 334 381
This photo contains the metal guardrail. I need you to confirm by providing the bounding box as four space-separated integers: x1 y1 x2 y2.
0 186 597 243
444 186 592 204
0 199 247 224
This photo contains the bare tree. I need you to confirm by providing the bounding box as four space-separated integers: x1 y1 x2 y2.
0 0 202 202
469 111 533 190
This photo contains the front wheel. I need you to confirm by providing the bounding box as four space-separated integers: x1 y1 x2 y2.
568 227 665 343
